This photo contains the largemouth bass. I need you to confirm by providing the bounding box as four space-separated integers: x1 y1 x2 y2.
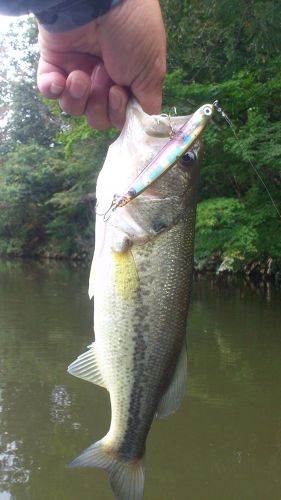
68 100 213 499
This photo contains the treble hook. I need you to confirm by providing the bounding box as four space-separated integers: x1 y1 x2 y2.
95 196 117 222
168 106 177 138
159 106 178 138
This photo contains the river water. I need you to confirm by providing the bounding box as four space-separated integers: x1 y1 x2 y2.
0 260 280 500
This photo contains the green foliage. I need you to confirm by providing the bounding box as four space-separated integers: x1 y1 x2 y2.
1 81 61 151
45 136 111 255
56 113 117 156
195 195 281 271
161 0 281 82
161 3 281 273
0 138 110 257
0 143 65 255
0 17 63 152
0 3 280 271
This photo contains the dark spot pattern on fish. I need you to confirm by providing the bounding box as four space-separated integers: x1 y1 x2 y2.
118 326 149 460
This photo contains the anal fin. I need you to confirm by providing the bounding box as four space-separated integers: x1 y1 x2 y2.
156 342 187 419
67 343 106 389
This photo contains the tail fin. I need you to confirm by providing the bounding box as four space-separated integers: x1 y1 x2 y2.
67 439 145 500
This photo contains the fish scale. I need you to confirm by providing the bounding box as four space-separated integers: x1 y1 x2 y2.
94 213 194 459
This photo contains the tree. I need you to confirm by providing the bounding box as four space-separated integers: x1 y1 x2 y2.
0 18 62 152
0 143 65 255
0 4 280 271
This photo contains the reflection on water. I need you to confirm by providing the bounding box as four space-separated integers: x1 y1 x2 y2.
0 260 281 500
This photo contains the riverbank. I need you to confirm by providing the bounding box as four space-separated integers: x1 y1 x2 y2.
194 255 281 286
1 251 281 287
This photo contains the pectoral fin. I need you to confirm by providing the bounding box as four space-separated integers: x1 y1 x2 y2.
156 342 187 419
67 343 106 389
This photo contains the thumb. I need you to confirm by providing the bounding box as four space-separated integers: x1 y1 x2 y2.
98 0 166 116
131 62 165 115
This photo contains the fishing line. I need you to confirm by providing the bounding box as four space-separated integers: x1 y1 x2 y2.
213 100 281 220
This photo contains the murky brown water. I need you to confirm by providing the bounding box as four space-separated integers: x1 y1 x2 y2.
0 260 280 500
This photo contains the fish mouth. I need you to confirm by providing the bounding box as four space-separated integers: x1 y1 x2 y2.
145 114 191 138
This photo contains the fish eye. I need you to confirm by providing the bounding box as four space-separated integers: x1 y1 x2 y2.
203 105 212 116
127 188 137 198
181 151 197 165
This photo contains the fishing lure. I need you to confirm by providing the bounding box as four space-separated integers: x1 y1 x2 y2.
102 103 214 220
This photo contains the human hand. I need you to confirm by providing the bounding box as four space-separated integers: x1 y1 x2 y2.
37 0 166 130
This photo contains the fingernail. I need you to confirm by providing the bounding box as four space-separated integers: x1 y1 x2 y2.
110 91 122 112
69 80 88 99
109 92 126 129
50 82 64 96
91 64 101 87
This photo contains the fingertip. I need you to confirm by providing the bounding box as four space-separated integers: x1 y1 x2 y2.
37 72 66 99
85 65 113 130
136 91 162 116
50 82 65 97
109 86 128 129
132 66 165 115
67 70 91 100
58 71 92 116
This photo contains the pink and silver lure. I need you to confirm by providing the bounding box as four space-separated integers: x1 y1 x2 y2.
103 103 214 220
